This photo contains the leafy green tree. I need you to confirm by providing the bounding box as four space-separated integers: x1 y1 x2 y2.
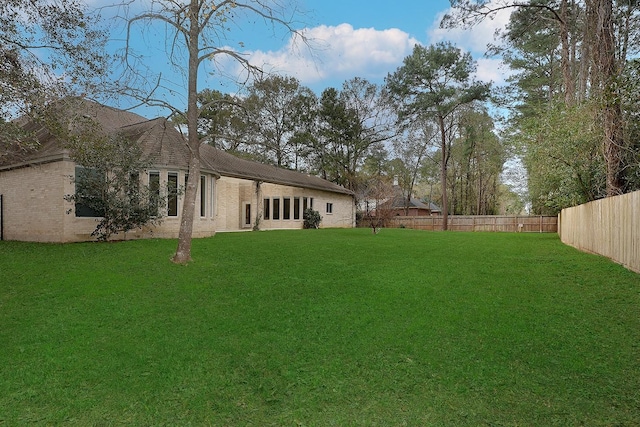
64 120 165 241
313 87 359 187
287 88 320 172
1 0 108 156
619 58 640 191
445 0 639 199
361 143 391 178
519 101 605 214
386 42 490 229
497 183 526 215
448 107 504 215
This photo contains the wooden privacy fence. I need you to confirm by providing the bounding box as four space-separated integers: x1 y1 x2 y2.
559 190 639 274
386 215 558 233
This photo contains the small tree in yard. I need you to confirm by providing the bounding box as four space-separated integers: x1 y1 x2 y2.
303 208 322 229
65 128 166 241
359 175 396 234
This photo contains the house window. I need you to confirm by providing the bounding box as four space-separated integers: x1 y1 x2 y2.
200 175 206 217
244 203 251 227
326 202 333 214
310 197 314 209
149 171 160 216
294 197 300 220
263 198 270 220
74 166 103 217
168 172 178 216
283 197 291 220
303 197 308 211
272 198 280 220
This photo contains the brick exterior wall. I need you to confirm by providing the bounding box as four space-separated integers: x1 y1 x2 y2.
0 160 87 242
0 161 217 242
214 177 355 232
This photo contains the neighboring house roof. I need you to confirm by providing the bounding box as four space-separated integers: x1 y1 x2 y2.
1 97 353 196
383 185 441 213
388 196 441 212
424 201 442 212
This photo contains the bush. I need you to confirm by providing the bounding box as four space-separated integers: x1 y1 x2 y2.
303 208 322 229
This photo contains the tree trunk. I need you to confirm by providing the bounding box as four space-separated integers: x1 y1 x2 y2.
578 0 596 101
596 0 624 196
173 151 200 263
439 115 448 231
172 0 201 264
560 0 575 105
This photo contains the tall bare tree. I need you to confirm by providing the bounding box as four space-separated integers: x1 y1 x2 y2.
120 0 304 263
314 78 394 191
594 0 624 195
244 75 315 168
390 116 437 215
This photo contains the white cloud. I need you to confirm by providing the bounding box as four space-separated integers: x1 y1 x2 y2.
428 1 512 54
427 1 514 86
214 23 419 89
209 2 516 91
475 57 515 85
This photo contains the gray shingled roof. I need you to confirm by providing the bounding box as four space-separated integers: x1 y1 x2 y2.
200 145 353 195
2 98 353 196
388 195 441 212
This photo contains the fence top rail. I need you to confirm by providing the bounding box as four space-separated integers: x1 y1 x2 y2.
390 215 557 219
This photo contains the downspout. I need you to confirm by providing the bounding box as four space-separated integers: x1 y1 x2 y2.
253 180 262 231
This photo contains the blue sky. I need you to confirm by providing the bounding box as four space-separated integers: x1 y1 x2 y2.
215 0 512 93
110 0 513 114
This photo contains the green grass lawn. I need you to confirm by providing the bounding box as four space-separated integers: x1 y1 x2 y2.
1 229 639 426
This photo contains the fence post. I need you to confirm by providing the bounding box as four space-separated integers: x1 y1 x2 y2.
557 211 561 236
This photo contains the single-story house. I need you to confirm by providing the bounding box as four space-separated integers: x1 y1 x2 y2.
0 98 355 242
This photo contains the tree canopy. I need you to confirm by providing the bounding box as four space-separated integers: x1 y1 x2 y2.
1 0 108 158
445 0 640 213
386 42 491 229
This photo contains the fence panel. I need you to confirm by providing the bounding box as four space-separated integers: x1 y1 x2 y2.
386 215 558 233
559 190 639 273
